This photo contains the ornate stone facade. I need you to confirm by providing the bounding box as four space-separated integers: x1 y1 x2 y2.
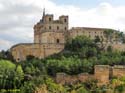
10 11 125 62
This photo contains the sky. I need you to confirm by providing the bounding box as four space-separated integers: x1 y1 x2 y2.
0 0 125 51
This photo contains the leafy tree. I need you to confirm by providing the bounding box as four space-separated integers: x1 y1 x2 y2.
0 50 14 61
0 60 16 89
107 45 113 52
20 81 36 93
103 29 114 43
65 35 95 52
14 65 24 88
115 84 125 93
76 87 89 93
94 36 100 43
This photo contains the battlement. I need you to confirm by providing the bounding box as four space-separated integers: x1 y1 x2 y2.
35 14 68 25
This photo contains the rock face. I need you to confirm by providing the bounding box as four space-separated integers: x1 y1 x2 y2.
10 11 125 62
56 65 125 85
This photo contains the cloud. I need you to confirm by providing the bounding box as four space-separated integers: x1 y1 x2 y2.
0 39 13 50
0 0 125 51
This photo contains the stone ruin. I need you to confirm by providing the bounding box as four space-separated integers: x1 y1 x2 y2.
56 65 125 85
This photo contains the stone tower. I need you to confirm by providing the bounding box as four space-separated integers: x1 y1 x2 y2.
34 9 68 44
11 10 68 62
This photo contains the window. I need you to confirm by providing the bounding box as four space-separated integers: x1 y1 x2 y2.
49 26 51 30
57 39 60 43
49 18 51 22
65 27 67 30
17 58 20 61
57 26 59 30
64 19 67 22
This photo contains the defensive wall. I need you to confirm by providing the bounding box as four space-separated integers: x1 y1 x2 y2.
56 65 125 85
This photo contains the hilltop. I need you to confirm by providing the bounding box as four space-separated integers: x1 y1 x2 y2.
0 35 125 93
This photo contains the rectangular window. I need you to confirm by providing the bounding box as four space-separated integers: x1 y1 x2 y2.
49 26 51 30
49 18 52 22
57 26 59 30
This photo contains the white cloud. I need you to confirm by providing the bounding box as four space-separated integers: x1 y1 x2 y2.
0 0 125 50
0 39 13 50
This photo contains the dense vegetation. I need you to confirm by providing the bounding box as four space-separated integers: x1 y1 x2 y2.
0 35 125 93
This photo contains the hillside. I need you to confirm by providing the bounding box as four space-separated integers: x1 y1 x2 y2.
0 35 125 93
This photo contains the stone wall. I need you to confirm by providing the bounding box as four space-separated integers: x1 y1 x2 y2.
69 27 105 40
40 32 65 44
11 43 64 62
112 65 125 78
94 65 110 85
56 73 94 85
56 65 125 85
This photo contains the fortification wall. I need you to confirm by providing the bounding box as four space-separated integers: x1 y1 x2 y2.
11 43 64 62
94 65 110 85
56 65 125 85
56 73 94 85
112 65 125 78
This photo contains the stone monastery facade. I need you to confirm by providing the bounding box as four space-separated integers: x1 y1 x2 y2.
11 10 125 62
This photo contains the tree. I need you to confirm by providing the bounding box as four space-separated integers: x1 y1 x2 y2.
65 35 95 52
0 50 14 61
20 81 36 93
0 60 16 89
104 29 114 43
14 65 24 88
94 36 100 43
107 45 113 52
77 87 89 93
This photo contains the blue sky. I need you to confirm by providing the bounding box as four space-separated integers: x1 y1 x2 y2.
0 0 125 51
52 0 125 8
